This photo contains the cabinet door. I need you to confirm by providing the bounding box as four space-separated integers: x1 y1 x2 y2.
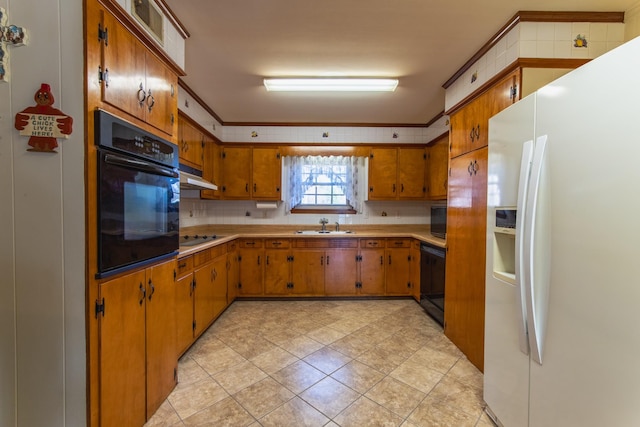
145 260 177 416
201 136 221 199
264 249 291 295
291 250 325 295
178 116 204 170
450 94 485 158
101 10 145 117
227 244 239 302
144 50 177 136
175 273 194 356
427 134 449 200
222 147 252 199
359 248 385 295
410 241 421 302
99 270 147 427
211 254 228 319
397 148 427 199
194 262 216 337
444 148 488 371
368 148 398 199
486 69 520 116
324 248 358 295
238 247 264 295
385 247 412 295
252 147 281 200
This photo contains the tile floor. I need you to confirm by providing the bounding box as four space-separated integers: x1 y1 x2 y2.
145 299 493 427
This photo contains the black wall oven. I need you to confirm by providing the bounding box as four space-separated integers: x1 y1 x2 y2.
95 110 179 278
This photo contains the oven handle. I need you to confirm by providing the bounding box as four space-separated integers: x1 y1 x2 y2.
104 153 178 178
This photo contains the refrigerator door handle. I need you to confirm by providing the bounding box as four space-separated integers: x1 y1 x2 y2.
515 140 534 355
524 135 551 365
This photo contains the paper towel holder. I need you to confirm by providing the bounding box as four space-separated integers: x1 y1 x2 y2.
256 201 279 209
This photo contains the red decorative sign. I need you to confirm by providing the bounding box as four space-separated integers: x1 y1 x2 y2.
14 83 73 152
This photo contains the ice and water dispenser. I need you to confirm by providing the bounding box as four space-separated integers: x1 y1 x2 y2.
492 208 517 284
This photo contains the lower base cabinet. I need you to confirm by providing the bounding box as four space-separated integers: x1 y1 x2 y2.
98 258 177 426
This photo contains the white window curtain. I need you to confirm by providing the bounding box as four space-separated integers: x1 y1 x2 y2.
284 155 365 213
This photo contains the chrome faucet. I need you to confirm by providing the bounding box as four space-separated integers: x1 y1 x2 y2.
319 218 329 232
335 222 340 232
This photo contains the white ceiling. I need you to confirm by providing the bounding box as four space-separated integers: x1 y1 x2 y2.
164 0 636 125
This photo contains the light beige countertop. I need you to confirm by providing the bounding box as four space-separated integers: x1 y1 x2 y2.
178 224 446 257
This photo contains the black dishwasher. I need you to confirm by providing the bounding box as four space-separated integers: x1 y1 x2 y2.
420 242 446 326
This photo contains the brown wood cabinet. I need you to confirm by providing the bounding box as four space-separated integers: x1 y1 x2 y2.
98 7 177 136
444 69 520 372
193 246 227 338
385 239 414 296
264 239 293 295
238 239 265 296
221 146 282 200
178 114 204 170
201 134 222 199
426 133 449 200
368 147 427 200
358 239 386 295
227 241 239 302
98 259 177 426
175 256 195 356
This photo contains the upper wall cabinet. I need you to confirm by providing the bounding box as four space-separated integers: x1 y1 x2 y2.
368 147 427 200
221 146 282 200
426 133 449 200
177 114 204 170
96 4 178 137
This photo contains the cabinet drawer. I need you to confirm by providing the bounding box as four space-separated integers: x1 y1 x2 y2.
329 238 358 248
176 256 193 277
387 238 411 248
265 239 290 249
293 239 329 248
193 248 211 266
239 239 263 248
227 240 238 251
210 244 226 259
360 239 385 248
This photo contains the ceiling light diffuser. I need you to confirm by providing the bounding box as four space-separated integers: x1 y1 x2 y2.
263 78 399 92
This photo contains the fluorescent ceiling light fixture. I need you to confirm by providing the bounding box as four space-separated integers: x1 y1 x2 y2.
263 78 398 92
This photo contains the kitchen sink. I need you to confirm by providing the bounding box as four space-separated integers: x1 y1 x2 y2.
294 230 355 235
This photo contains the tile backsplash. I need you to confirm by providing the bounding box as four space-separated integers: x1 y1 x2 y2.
179 195 439 228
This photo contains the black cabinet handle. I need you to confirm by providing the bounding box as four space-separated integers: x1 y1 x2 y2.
148 279 155 301
139 283 146 305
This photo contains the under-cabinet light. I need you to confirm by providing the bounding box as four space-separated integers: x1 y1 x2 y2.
263 78 399 92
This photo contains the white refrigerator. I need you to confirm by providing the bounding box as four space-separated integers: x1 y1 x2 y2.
484 36 640 427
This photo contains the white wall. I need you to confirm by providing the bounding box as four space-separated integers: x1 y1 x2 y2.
0 0 85 426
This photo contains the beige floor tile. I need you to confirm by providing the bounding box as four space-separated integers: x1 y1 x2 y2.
356 345 410 375
331 360 386 394
299 376 360 418
305 325 346 345
389 359 444 395
192 346 244 376
447 357 484 391
182 396 255 426
271 359 327 394
329 333 374 358
407 346 460 375
406 396 478 427
212 360 268 395
427 376 485 419
303 347 352 374
279 335 325 358
365 376 426 418
232 377 294 419
249 346 299 375
175 357 209 387
143 399 182 426
258 396 329 427
226 333 277 360
167 377 229 420
333 396 403 427
154 300 487 427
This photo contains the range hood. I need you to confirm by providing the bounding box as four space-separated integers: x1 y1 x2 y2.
179 170 218 191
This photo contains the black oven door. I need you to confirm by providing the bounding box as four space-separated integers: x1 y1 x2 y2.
97 149 179 277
